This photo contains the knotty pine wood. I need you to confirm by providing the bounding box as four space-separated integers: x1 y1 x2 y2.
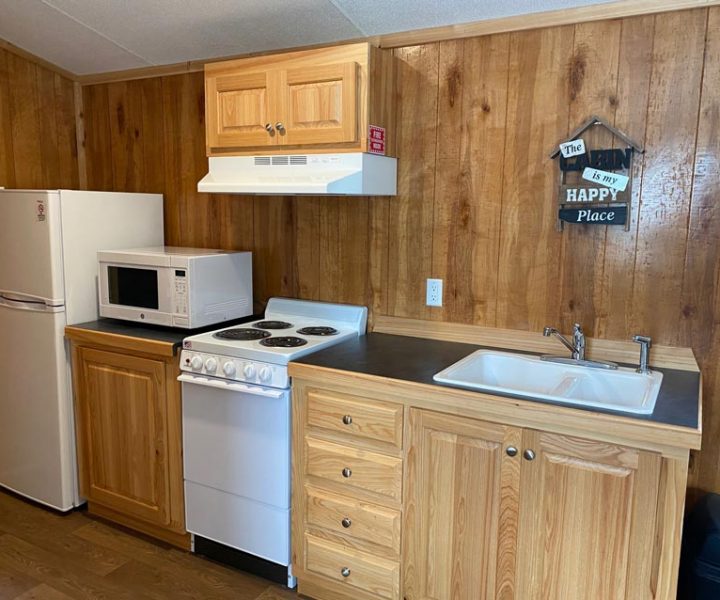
0 47 78 189
514 430 663 600
78 8 720 498
403 409 521 599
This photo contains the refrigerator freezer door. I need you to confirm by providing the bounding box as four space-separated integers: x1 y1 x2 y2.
0 301 78 511
0 190 65 305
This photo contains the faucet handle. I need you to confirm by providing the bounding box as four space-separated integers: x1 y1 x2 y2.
632 334 652 347
633 335 652 374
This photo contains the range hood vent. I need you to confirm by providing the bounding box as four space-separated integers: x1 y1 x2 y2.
199 153 397 196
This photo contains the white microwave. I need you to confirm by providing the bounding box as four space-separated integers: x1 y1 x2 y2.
98 247 253 328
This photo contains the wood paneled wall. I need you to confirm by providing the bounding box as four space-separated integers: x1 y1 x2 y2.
80 8 720 496
0 48 77 189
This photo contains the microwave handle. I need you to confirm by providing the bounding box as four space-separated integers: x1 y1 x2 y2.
177 373 286 398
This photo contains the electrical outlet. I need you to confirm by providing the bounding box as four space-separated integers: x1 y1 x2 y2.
426 278 443 307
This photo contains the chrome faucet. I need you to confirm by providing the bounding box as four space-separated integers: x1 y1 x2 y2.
540 324 618 369
543 323 585 360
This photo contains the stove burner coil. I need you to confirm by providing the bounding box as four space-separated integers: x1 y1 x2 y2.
296 326 339 336
253 321 293 330
213 328 271 341
259 336 308 348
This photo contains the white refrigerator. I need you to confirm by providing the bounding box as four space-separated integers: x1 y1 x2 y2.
0 189 164 511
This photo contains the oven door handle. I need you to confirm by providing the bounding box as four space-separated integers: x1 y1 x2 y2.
177 372 287 398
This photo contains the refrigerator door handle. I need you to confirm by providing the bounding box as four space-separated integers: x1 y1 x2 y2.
0 292 65 313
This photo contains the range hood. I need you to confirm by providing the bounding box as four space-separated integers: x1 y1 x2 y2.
198 153 397 196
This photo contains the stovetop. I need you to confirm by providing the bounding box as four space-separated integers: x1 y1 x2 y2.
181 298 368 367
183 317 358 364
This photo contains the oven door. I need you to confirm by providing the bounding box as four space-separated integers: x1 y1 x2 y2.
179 373 291 565
98 262 174 325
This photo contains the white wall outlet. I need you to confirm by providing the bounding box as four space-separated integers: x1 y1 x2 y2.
426 278 443 307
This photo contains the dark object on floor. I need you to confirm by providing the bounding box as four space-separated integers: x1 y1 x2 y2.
679 493 720 599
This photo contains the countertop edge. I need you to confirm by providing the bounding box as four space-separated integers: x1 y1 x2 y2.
288 361 702 454
65 325 177 358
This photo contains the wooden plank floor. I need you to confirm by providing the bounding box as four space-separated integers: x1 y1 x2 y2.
0 490 298 599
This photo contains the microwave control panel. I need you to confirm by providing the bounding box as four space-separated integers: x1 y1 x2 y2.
173 269 188 317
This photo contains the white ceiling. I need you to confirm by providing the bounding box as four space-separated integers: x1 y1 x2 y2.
0 0 617 75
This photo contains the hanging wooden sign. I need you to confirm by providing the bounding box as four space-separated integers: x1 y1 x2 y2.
550 115 643 231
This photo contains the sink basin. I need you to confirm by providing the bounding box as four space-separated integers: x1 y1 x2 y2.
433 350 663 414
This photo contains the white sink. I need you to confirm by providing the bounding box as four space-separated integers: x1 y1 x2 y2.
433 350 663 414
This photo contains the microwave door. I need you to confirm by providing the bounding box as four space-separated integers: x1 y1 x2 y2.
106 265 160 310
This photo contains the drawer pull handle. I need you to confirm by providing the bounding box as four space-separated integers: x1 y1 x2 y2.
506 446 518 457
341 517 352 528
342 467 352 478
341 567 351 577
342 414 353 425
523 449 536 461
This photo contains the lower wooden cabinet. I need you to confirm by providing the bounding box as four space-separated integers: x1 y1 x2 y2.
403 409 521 600
514 429 662 600
290 376 691 600
67 329 188 548
404 409 663 600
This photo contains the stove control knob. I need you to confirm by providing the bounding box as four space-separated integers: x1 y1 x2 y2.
259 367 272 382
190 355 203 370
205 357 217 373
223 361 236 377
243 364 256 379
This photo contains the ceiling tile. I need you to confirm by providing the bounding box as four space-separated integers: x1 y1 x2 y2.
0 0 150 74
43 0 363 70
331 0 617 35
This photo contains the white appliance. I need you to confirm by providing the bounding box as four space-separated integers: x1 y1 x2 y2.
198 153 397 195
179 298 368 587
0 189 164 511
98 247 253 328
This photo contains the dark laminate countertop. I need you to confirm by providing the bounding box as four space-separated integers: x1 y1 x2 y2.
68 316 258 351
292 333 700 430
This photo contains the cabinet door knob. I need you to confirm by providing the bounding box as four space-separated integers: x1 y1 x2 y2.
342 414 353 425
264 123 274 133
342 467 352 478
275 122 285 132
341 517 352 528
341 567 351 577
506 446 518 457
523 449 536 461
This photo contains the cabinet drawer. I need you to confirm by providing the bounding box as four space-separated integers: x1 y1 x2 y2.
305 437 402 502
306 486 401 553
307 389 403 448
305 534 400 600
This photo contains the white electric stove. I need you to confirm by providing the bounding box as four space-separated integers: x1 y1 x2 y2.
178 298 367 587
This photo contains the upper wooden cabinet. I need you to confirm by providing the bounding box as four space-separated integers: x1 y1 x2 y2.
204 43 395 156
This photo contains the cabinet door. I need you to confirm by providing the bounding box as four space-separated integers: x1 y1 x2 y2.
206 71 277 149
75 347 171 526
278 62 358 146
515 430 661 600
403 409 521 600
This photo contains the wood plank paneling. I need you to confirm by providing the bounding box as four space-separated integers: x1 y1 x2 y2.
558 20 622 334
77 8 720 498
432 34 509 325
630 10 707 344
496 25 574 331
685 6 720 495
0 47 77 190
595 15 655 340
386 45 439 320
